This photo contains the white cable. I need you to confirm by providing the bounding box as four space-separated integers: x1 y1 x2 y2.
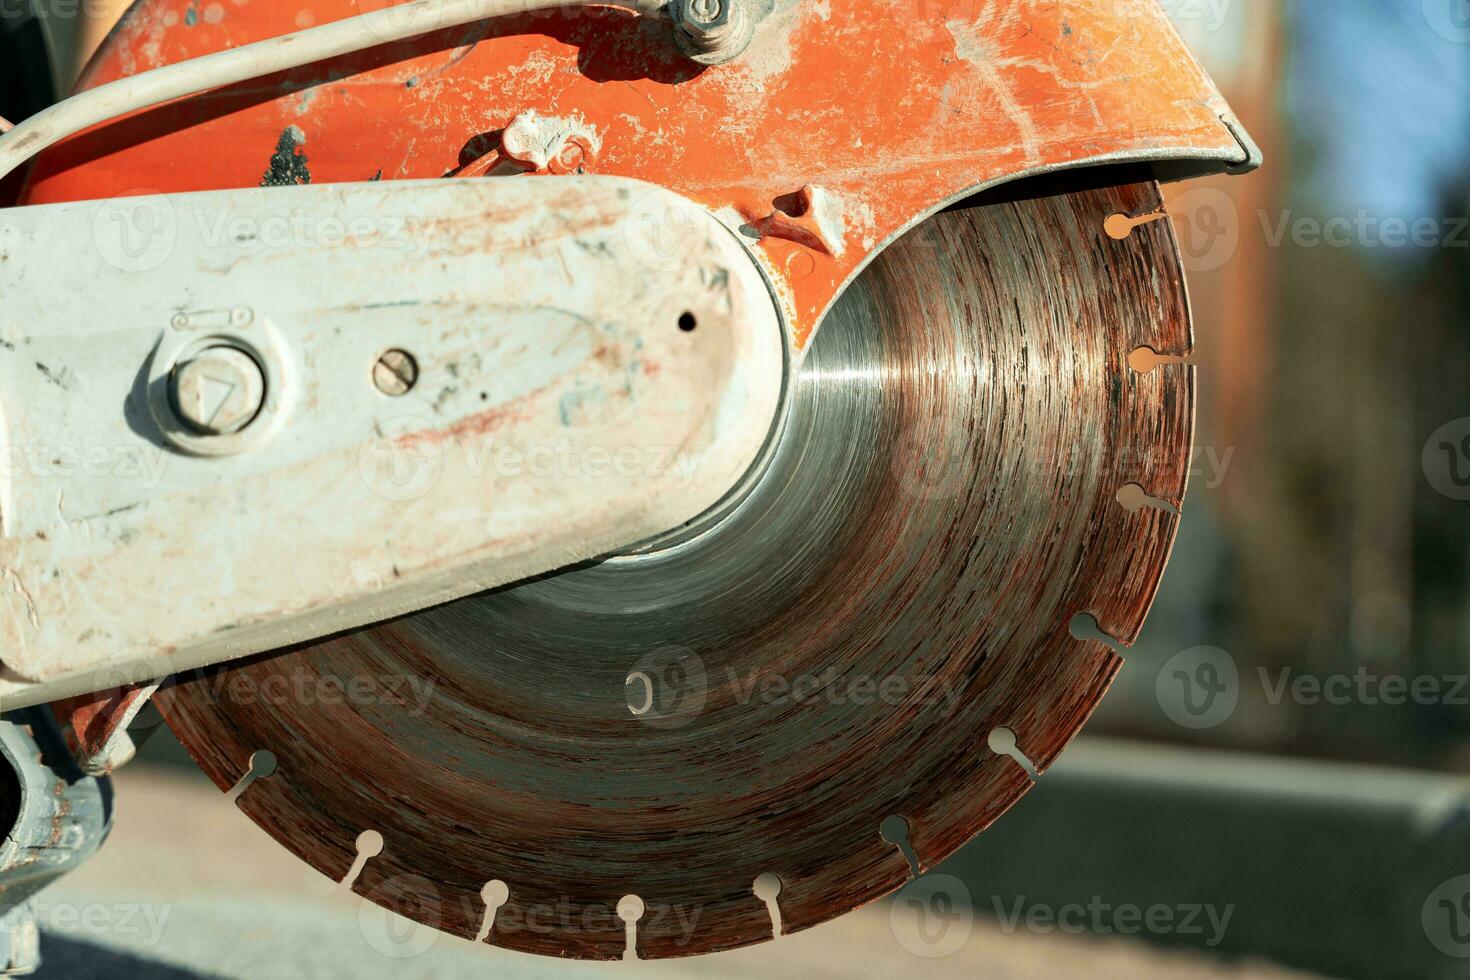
0 0 666 184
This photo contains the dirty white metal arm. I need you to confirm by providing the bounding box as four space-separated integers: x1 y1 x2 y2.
0 176 784 707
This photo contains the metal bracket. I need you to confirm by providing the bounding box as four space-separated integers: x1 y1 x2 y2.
1221 112 1265 176
0 707 113 976
0 176 786 705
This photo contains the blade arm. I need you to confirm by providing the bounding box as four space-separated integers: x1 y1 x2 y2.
0 175 784 705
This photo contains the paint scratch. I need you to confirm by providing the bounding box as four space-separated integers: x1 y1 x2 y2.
4 566 41 632
946 16 1043 167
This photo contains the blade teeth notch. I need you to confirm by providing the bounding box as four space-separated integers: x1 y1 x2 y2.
1117 483 1181 516
879 815 921 877
617 895 645 961
752 873 784 937
476 880 510 942
1069 612 1125 652
224 748 276 803
1128 345 1192 375
986 726 1038 780
1103 209 1170 241
339 829 384 892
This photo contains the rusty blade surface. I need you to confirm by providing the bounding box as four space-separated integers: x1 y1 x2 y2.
156 182 1194 960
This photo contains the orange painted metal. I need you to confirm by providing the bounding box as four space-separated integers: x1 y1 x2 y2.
23 0 1244 347
50 683 156 774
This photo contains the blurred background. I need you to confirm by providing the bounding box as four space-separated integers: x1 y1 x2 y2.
2 1 1469 978
1105 0 1470 776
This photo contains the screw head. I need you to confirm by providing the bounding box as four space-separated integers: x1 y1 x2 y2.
171 346 266 436
672 0 762 64
373 349 419 397
687 0 725 26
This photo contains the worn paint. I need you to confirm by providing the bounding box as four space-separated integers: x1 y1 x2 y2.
23 0 1247 348
260 125 310 187
499 110 602 175
0 177 783 690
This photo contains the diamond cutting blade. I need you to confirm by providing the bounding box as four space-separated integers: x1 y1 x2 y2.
156 180 1194 960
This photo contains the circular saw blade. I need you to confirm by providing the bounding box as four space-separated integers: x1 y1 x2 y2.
156 181 1193 960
